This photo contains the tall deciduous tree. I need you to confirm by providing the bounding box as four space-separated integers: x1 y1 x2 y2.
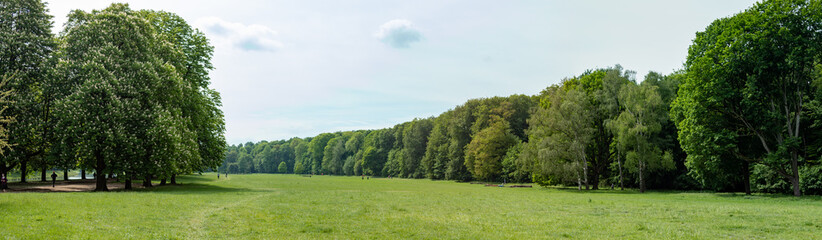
464 118 518 181
609 82 674 193
674 0 822 196
527 87 594 189
0 0 55 183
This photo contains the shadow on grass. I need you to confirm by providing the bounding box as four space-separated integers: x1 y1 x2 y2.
710 192 822 201
135 182 263 195
542 185 822 201
131 174 269 194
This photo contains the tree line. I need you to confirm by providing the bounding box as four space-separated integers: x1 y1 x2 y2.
0 1 226 191
224 0 822 196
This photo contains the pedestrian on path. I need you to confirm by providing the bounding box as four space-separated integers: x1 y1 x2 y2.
51 171 57 187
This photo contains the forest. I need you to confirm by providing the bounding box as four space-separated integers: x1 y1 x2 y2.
0 2 226 191
221 0 822 196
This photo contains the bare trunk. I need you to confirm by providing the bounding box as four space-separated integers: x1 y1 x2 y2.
576 170 582 190
583 157 589 190
143 176 152 187
40 167 46 182
618 153 624 191
743 161 751 195
170 174 177 185
19 158 27 183
791 153 801 197
63 169 68 181
94 151 108 191
639 161 645 193
125 174 132 190
81 169 86 180
160 179 167 185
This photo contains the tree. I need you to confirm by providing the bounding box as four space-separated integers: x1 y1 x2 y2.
401 118 433 178
609 82 674 193
293 161 305 174
0 0 55 183
238 152 253 173
673 0 822 196
0 73 15 157
464 118 519 181
278 161 287 173
527 87 594 189
140 10 225 183
422 113 451 180
308 133 335 174
57 4 186 191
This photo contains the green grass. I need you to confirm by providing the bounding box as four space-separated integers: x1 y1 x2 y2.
1 174 821 239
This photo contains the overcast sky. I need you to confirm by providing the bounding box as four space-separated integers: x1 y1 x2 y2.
46 0 759 144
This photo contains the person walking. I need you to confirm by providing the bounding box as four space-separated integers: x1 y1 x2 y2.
51 171 58 187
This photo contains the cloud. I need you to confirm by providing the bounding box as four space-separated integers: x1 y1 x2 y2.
375 19 422 48
195 17 283 52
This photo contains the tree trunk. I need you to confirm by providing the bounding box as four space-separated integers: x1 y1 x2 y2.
576 170 582 190
743 161 751 195
143 176 152 187
639 161 645 193
19 158 27 183
41 167 46 182
791 176 800 197
583 158 589 190
94 151 108 191
791 153 801 197
81 169 86 180
125 176 132 190
170 174 177 185
618 153 624 191
160 179 167 185
63 169 68 181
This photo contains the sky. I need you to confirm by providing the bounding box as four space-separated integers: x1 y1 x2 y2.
46 0 759 144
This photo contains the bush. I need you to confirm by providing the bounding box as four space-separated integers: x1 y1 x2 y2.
801 165 822 195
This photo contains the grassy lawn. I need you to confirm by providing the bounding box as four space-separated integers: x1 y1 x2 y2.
1 174 821 239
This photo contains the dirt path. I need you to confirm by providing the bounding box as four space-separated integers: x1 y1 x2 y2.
3 179 146 192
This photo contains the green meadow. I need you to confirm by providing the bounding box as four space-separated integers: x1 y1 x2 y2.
1 174 821 239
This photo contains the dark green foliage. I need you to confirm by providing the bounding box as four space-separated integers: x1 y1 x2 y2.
0 0 55 183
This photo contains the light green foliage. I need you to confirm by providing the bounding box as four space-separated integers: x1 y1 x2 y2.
464 119 519 181
609 82 674 192
3 174 822 239
278 161 287 173
525 87 594 188
502 142 528 182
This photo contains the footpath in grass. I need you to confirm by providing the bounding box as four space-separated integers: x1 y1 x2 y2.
1 174 821 239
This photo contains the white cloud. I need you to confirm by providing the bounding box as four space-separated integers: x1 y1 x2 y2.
195 17 283 52
375 19 422 48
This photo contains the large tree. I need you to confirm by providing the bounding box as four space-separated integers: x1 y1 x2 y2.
609 82 674 193
673 0 822 196
464 117 518 181
526 87 594 189
55 4 216 191
0 0 55 183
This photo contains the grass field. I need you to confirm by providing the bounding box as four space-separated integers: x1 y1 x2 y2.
1 174 821 239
